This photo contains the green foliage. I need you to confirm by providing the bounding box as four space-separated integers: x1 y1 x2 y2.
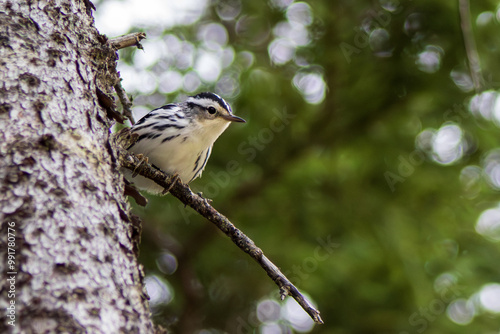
100 0 500 332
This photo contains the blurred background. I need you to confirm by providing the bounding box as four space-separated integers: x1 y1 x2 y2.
95 0 500 333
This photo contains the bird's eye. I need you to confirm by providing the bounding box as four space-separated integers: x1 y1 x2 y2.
207 106 217 115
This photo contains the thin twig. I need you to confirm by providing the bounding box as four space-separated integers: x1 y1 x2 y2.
114 81 135 124
459 0 483 92
107 32 146 123
109 32 146 50
111 129 324 325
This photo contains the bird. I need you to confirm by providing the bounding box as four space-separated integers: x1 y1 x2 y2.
123 92 245 194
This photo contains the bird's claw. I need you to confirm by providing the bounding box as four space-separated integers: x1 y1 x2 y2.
132 154 149 178
161 173 180 195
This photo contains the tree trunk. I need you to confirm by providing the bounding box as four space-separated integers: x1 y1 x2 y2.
0 1 154 333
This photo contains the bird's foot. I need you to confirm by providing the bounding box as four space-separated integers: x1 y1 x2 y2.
161 173 180 195
132 153 149 178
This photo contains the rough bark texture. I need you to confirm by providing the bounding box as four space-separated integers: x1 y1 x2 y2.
0 1 154 333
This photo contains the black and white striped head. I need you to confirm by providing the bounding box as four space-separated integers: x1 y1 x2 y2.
186 92 246 124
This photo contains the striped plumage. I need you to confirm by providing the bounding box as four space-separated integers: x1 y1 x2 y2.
125 92 245 194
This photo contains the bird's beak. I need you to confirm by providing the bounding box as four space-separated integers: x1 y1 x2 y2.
222 114 246 123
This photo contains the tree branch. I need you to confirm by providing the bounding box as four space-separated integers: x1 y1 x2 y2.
109 32 146 50
111 129 324 325
107 32 146 124
459 0 483 92
114 81 135 124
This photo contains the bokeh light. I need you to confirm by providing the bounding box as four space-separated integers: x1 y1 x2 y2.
159 70 183 94
270 0 294 10
369 28 393 57
446 298 475 325
194 51 223 82
183 71 202 92
260 323 287 334
268 2 313 66
450 69 474 92
257 299 281 323
404 12 424 36
118 63 158 94
380 0 400 12
96 0 208 36
235 15 271 46
478 283 500 313
145 275 174 309
434 272 458 292
269 38 295 64
282 298 315 332
482 149 500 190
293 72 326 105
198 23 228 51
286 2 313 26
475 206 500 241
416 45 443 73
468 90 498 121
459 165 482 198
431 123 466 165
215 0 242 21
156 251 178 275
476 11 495 26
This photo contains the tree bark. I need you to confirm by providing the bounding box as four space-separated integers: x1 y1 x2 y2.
0 1 154 333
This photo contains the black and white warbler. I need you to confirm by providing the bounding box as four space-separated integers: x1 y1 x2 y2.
124 92 245 194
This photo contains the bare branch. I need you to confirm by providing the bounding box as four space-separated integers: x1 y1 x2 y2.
114 81 135 124
459 0 484 92
111 129 324 325
106 33 146 124
109 32 146 50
